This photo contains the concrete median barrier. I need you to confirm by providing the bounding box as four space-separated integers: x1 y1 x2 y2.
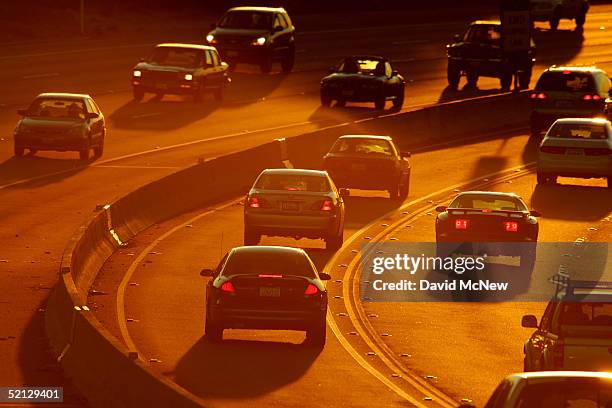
46 91 529 407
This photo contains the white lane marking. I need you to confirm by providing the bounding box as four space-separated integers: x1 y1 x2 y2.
116 199 239 353
131 112 162 119
22 72 60 79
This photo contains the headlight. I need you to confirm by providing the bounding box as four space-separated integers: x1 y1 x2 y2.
252 36 266 46
206 34 216 44
133 70 142 77
184 74 193 81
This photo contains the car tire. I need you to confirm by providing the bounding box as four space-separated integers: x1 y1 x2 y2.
244 227 260 246
518 70 532 89
306 315 326 348
575 12 586 28
392 88 404 110
205 314 223 343
500 74 512 91
14 145 24 157
260 54 273 74
530 119 541 138
550 9 561 30
536 172 548 185
523 357 531 372
281 46 295 73
336 99 346 107
520 244 537 270
607 176 611 188
79 146 90 161
466 72 478 88
93 142 104 158
133 87 144 101
320 93 332 107
325 229 343 251
447 62 460 89
399 175 410 200
388 185 399 200
375 97 386 110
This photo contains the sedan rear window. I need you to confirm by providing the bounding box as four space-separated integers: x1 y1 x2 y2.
548 123 608 140
150 47 202 68
223 251 316 278
338 59 383 75
255 174 330 192
218 11 273 29
331 138 394 156
28 99 86 120
536 72 596 92
450 195 527 211
560 302 612 327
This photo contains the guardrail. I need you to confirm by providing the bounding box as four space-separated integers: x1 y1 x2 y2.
46 91 529 407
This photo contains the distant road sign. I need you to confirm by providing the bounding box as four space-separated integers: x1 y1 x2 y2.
501 0 531 53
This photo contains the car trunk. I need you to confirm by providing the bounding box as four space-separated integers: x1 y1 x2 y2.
560 326 612 371
223 275 315 310
251 190 333 215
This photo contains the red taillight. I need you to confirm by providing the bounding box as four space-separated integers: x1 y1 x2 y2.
530 92 547 100
552 342 564 368
220 281 236 293
504 221 518 232
455 219 469 229
314 199 334 211
540 146 566 154
563 70 571 75
258 274 283 278
304 284 319 295
248 196 261 208
582 94 601 101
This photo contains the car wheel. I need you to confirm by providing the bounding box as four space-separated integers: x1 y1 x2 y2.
607 176 611 188
205 313 223 343
14 145 24 157
530 119 541 138
133 87 144 101
550 9 561 30
79 146 90 161
518 70 532 90
306 315 326 348
466 72 478 88
93 142 104 158
575 11 586 28
244 227 260 246
374 97 386 110
520 244 537 270
500 74 512 91
399 176 410 200
260 54 273 74
281 46 295 73
320 93 332 107
537 172 548 185
447 62 460 89
325 229 343 251
336 99 346 108
388 185 399 200
214 86 224 102
392 88 404 110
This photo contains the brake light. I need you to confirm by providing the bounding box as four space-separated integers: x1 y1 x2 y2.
530 92 548 100
258 274 283 278
582 94 602 101
562 70 571 75
304 284 319 295
248 196 261 208
540 146 566 154
552 341 564 368
504 221 518 232
314 199 334 211
220 281 236 293
455 219 469 229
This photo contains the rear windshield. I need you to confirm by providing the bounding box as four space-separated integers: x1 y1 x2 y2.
150 47 202 68
548 123 608 140
536 72 596 92
449 194 527 211
516 378 612 407
28 98 86 120
338 59 383 74
464 24 501 44
255 174 330 192
331 138 394 156
560 302 612 327
218 11 273 29
223 251 315 278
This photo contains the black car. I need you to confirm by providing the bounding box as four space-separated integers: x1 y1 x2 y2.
323 135 411 200
446 20 536 90
320 56 405 110
435 191 540 268
132 43 229 102
201 246 330 347
205 7 295 74
14 93 105 160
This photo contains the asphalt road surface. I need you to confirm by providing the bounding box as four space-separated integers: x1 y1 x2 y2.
1 5 612 407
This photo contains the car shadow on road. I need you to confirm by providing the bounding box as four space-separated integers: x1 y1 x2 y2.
0 155 89 189
533 27 584 67
174 337 321 399
530 183 612 221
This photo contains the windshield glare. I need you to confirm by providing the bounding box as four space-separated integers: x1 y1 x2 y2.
28 98 86 120
218 11 273 29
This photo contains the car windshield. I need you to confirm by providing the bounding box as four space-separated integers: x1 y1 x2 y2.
536 71 596 92
218 10 273 29
560 302 612 327
255 174 330 192
548 123 608 140
450 194 528 211
149 47 202 68
338 59 384 75
28 98 86 120
223 250 316 278
516 378 612 407
464 25 501 44
331 138 394 156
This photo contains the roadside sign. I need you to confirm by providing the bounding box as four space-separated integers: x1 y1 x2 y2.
500 0 531 52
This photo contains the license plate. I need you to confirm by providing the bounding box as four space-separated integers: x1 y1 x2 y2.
555 100 573 108
259 287 281 297
342 89 354 96
281 201 299 211
351 163 367 171
227 50 239 57
566 148 584 155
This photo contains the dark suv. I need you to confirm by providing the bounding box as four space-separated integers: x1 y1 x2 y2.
446 20 536 91
529 66 612 136
206 7 296 74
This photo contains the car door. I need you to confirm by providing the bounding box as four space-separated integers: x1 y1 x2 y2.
526 301 556 369
200 50 221 89
271 13 289 55
85 98 104 144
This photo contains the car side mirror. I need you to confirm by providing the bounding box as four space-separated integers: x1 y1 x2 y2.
521 314 538 328
400 150 411 158
17 109 28 116
435 205 447 212
87 112 99 120
319 272 331 281
453 34 461 42
530 210 541 217
339 188 350 197
200 268 215 277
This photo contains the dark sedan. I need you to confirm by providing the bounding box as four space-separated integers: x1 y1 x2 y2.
320 56 405 110
323 135 411 200
201 246 330 347
14 93 105 160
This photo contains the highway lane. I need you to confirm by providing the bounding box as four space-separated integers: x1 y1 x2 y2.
91 129 609 406
1 5 612 405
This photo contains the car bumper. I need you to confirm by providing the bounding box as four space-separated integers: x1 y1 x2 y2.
245 212 339 238
15 135 88 151
132 80 200 95
538 154 612 177
216 46 270 62
209 305 325 330
321 87 382 102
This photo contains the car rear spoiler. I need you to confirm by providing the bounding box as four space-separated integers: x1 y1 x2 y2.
447 208 527 218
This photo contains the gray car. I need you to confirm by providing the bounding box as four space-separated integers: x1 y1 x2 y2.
243 169 346 250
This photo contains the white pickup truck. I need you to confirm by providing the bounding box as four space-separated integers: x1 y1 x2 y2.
522 280 612 371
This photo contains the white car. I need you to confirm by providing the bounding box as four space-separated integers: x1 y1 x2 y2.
537 118 612 187
459 371 612 408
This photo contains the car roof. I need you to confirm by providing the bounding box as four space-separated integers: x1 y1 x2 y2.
228 6 285 13
36 93 90 100
470 20 501 26
156 43 217 52
553 118 611 126
455 191 521 199
231 245 306 256
260 168 329 177
510 371 612 381
546 65 603 74
337 134 393 141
